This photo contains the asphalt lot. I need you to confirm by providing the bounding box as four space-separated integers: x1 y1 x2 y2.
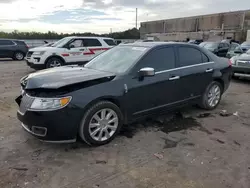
0 59 250 188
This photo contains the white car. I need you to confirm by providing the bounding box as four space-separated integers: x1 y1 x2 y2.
25 36 116 69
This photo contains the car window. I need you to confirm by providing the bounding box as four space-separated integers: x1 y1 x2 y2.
104 39 116 46
136 47 175 72
0 40 14 46
178 47 203 67
83 39 102 47
229 43 239 51
69 39 83 48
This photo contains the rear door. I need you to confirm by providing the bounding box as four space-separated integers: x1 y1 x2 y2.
175 45 214 101
82 38 108 60
0 40 16 58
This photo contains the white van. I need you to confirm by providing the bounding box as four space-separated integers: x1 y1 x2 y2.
25 36 116 69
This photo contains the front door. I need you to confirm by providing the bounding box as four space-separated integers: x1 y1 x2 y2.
64 39 87 63
124 46 181 119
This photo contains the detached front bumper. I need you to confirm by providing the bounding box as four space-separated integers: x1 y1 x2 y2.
16 95 81 143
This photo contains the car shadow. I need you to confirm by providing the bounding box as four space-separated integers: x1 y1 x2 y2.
0 58 14 62
232 76 250 85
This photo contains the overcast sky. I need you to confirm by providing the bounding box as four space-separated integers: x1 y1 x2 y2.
0 0 249 34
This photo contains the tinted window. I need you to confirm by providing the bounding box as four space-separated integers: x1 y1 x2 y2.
83 39 102 47
0 40 14 45
137 47 175 72
14 41 27 46
104 39 116 46
178 47 202 67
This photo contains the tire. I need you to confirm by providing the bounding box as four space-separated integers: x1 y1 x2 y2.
79 101 123 146
13 51 24 60
199 81 223 110
46 57 63 68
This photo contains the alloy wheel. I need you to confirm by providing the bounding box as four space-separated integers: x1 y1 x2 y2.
88 108 119 142
49 60 61 68
15 52 24 60
207 84 221 107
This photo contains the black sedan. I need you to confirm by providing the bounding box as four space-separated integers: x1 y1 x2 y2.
16 42 232 146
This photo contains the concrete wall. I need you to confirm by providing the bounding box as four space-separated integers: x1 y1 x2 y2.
140 10 250 41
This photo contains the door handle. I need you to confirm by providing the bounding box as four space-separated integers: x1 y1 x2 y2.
169 76 180 80
205 68 213 72
79 49 85 51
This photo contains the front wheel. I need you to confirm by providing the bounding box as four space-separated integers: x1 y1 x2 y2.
79 101 123 146
46 57 63 68
200 81 222 110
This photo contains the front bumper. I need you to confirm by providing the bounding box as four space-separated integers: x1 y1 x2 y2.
25 55 46 69
26 60 45 69
16 96 82 143
232 66 250 74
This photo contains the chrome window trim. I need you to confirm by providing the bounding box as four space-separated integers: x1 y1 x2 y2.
155 61 214 74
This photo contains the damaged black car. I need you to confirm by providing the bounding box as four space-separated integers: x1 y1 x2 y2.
16 42 232 146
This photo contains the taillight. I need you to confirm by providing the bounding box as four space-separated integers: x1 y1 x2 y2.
228 59 232 67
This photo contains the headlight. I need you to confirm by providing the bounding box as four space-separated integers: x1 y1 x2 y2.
30 96 71 111
32 51 45 55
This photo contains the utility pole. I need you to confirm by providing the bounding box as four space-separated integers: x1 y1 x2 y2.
110 28 112 34
136 8 138 29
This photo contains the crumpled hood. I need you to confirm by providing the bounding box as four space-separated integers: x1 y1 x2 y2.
21 66 115 89
237 53 250 61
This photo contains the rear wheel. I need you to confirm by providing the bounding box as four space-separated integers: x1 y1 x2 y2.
13 52 24 60
200 81 222 110
46 57 63 68
79 101 123 146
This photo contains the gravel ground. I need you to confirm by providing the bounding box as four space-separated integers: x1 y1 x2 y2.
0 59 250 188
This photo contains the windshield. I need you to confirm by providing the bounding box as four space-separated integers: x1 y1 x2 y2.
203 42 219 49
199 42 208 47
85 46 148 73
241 41 250 46
229 43 239 51
51 37 71 47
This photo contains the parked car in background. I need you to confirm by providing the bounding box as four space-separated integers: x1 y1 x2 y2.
16 42 232 145
240 41 250 52
202 42 229 57
226 42 243 58
0 39 28 60
231 49 250 76
25 36 116 69
188 39 203 45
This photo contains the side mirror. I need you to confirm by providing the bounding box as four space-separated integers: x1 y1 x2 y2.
68 44 75 49
138 67 155 78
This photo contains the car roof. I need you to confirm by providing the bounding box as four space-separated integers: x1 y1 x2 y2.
65 36 114 40
120 42 200 48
